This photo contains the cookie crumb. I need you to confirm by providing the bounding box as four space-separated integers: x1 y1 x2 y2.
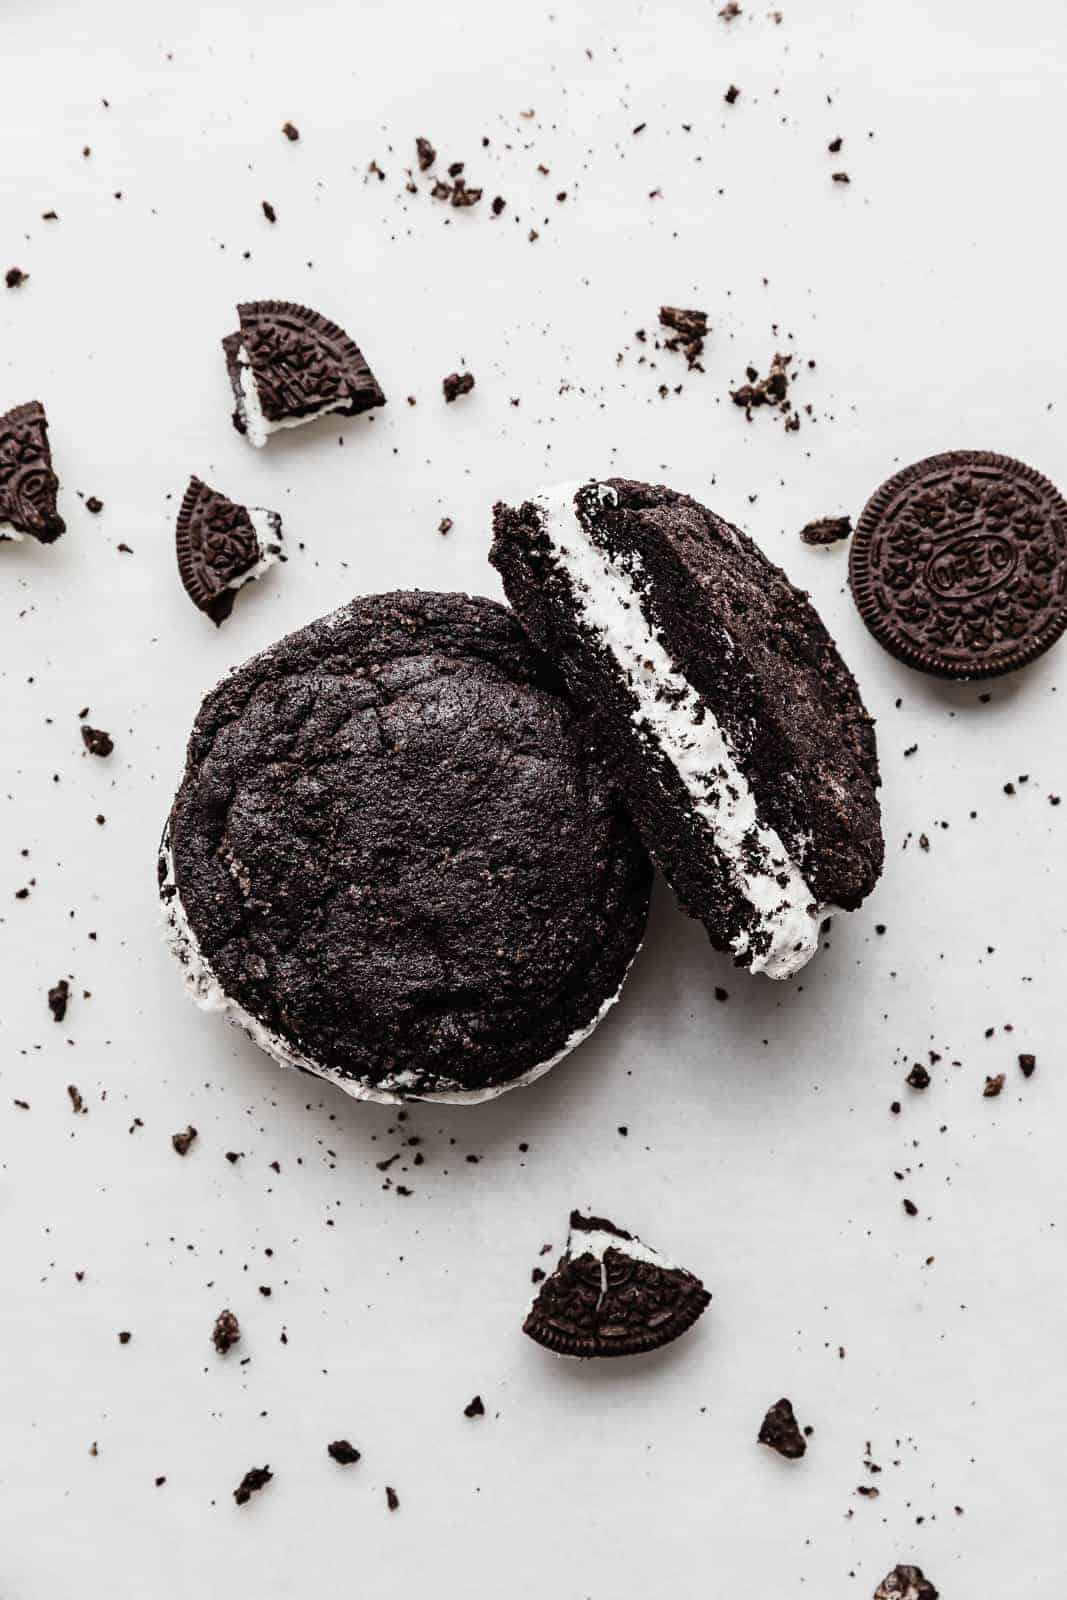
212 1309 240 1354
327 1439 361 1464
442 371 475 403
48 978 70 1022
758 1398 807 1459
81 724 114 758
385 1485 399 1511
463 1395 485 1418
799 515 852 546
983 1073 1006 1098
171 1125 198 1156
233 1465 272 1505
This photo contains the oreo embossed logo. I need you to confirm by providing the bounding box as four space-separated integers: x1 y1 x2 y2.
850 451 1067 679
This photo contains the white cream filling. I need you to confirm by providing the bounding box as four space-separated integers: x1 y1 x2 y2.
159 838 635 1106
532 481 828 980
0 523 26 542
235 344 347 448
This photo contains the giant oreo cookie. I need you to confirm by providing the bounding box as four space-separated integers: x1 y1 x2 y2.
160 591 651 1103
492 480 883 979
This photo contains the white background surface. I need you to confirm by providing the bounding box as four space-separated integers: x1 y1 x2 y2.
2 1 1065 1594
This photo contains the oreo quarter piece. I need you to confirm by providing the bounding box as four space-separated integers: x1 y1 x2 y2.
492 480 883 979
523 1211 711 1358
222 301 386 447
176 476 284 625
0 401 65 543
850 450 1067 679
160 591 651 1103
873 1566 939 1600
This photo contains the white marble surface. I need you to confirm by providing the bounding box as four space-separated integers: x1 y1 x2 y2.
1 0 1065 1595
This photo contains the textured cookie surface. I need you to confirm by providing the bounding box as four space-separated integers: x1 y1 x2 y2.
492 479 883 978
161 591 651 1101
850 450 1067 679
523 1211 711 1358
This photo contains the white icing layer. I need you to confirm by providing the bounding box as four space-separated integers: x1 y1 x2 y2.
234 343 346 448
159 838 634 1106
567 1222 672 1270
0 523 26 543
533 481 826 979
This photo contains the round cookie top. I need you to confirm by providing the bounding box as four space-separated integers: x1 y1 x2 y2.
850 450 1067 680
162 591 651 1102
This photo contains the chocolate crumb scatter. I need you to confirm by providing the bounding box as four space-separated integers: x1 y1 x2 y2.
902 1198 918 1216
659 305 708 370
983 1073 1006 1098
171 1125 197 1156
437 516 453 536
730 352 797 426
463 1395 485 1418
262 200 277 223
832 170 851 184
81 725 113 758
233 1465 272 1505
415 136 436 171
118 1330 131 1345
281 121 299 141
211 1309 240 1354
442 371 475 403
385 1486 399 1511
905 1063 930 1090
800 515 852 546
85 496 103 514
48 978 70 1022
758 1398 807 1459
1019 1053 1036 1078
5 267 28 289
724 84 741 104
327 1439 361 1464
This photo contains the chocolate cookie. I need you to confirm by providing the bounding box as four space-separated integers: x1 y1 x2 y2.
0 401 64 543
850 450 1067 679
160 592 651 1103
491 480 883 979
523 1211 711 1358
222 301 386 447
176 476 284 625
873 1566 938 1600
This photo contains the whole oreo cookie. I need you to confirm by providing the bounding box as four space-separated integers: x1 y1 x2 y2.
850 450 1067 679
160 591 651 1103
492 480 883 979
523 1211 711 1358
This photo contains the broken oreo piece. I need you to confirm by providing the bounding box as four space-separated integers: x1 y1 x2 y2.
850 451 1067 679
0 401 65 543
222 301 385 447
492 480 884 979
176 475 284 626
523 1211 710 1359
757 1397 807 1459
211 1309 240 1354
873 1566 939 1600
